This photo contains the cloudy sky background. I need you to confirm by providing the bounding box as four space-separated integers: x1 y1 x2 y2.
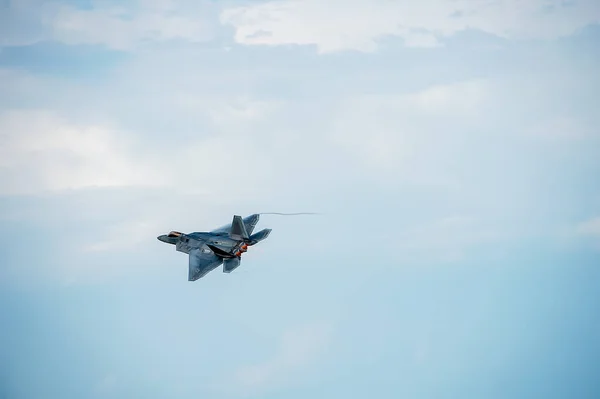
1 0 599 398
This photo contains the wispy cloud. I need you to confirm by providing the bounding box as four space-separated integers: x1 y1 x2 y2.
328 79 489 179
0 97 279 197
221 0 600 53
4 0 598 52
0 109 164 195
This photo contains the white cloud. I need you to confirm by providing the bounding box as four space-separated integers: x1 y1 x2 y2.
0 94 281 197
328 79 489 181
2 0 599 51
0 109 165 195
229 322 333 394
221 0 600 52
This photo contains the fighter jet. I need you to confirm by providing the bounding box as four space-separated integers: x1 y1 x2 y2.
157 214 271 281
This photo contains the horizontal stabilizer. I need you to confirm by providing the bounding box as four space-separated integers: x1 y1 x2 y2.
248 228 272 245
229 215 249 241
223 257 241 273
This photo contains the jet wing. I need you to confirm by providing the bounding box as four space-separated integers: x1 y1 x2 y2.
188 247 223 281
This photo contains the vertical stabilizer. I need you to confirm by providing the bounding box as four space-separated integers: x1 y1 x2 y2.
243 214 260 235
229 215 249 240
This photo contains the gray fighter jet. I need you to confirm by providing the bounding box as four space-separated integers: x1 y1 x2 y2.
157 214 271 281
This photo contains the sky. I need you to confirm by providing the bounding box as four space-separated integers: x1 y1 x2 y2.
0 0 599 398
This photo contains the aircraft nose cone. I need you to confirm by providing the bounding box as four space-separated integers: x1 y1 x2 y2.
157 235 169 243
158 234 179 245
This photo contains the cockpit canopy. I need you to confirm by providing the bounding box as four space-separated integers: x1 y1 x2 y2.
168 231 182 238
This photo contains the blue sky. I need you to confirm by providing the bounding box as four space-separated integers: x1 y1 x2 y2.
1 0 599 398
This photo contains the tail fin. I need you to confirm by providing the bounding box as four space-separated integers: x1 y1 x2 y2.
243 214 260 235
247 228 272 245
229 215 249 241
